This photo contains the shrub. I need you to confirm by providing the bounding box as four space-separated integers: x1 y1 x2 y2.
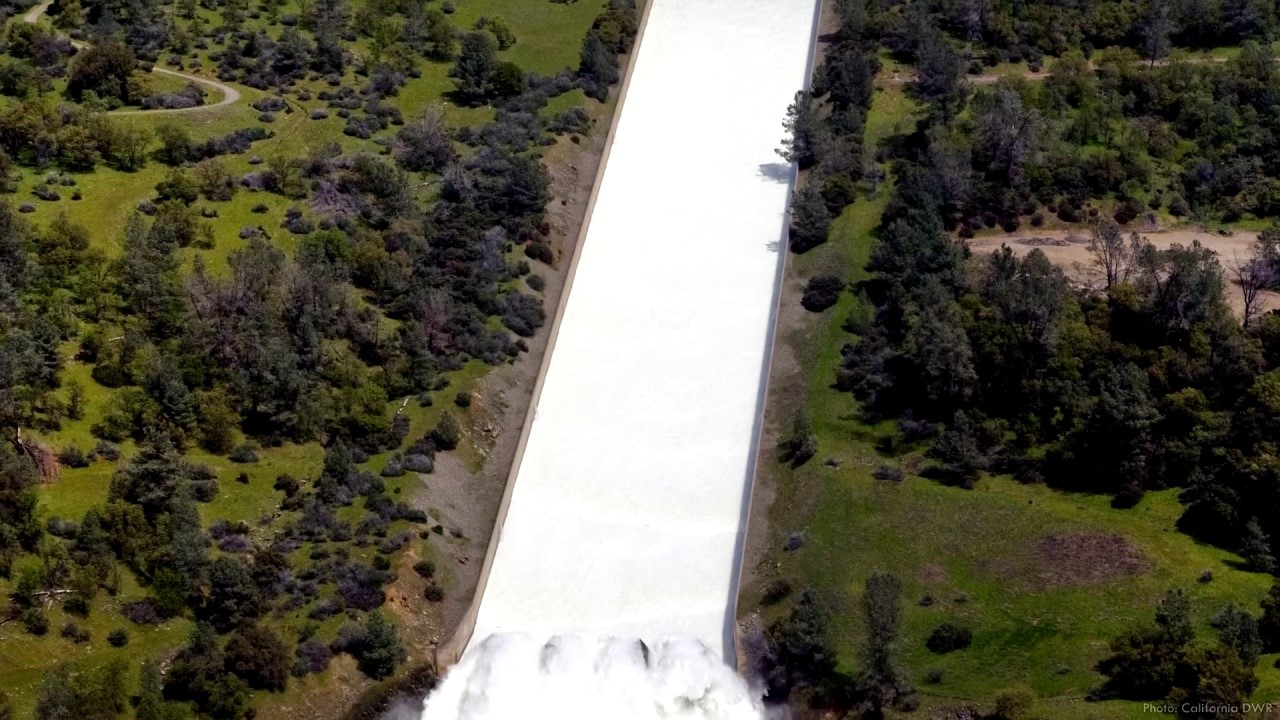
872 464 906 482
413 560 436 580
524 241 554 264
404 454 433 473
122 600 162 625
294 638 333 676
424 585 444 602
23 609 48 635
229 443 260 463
32 184 59 201
225 625 289 691
454 391 472 408
761 579 792 606
107 628 129 647
94 440 120 461
926 622 973 653
428 413 461 452
801 274 844 312
380 457 405 477
527 274 546 292
61 622 90 643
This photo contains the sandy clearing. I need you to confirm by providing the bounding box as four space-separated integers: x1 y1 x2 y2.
966 227 1277 317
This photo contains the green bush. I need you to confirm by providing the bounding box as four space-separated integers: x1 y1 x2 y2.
926 622 973 653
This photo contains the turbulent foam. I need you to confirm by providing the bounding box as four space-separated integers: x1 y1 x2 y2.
421 634 763 720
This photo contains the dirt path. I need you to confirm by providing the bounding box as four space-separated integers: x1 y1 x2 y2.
24 2 242 113
22 0 52 24
887 55 1227 86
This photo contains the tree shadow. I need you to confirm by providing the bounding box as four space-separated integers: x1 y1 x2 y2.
759 162 793 184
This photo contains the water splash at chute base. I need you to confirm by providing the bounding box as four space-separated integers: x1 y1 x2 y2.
422 634 763 720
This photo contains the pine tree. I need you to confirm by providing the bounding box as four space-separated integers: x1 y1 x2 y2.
357 612 404 679
1242 518 1277 574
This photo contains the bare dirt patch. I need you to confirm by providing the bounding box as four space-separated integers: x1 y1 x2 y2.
994 532 1152 588
966 227 1279 318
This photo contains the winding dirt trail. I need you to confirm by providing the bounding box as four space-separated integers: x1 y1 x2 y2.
24 1 242 113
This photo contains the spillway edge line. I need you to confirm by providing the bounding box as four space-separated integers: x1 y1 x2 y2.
728 0 827 678
432 0 660 671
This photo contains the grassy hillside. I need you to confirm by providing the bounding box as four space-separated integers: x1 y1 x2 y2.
746 76 1280 719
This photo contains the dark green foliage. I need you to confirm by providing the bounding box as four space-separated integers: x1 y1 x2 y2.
165 623 249 719
34 660 127 720
1241 518 1277 573
428 412 461 452
577 31 617 100
449 31 498 104
779 91 824 170
925 622 973 653
764 588 837 700
203 555 263 632
801 274 844 312
777 411 817 467
859 572 912 709
355 611 404 680
789 185 832 253
1212 603 1263 666
412 559 435 579
225 625 290 691
1261 583 1280 652
66 41 138 104
106 628 128 647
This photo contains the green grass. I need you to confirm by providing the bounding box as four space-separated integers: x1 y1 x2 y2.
751 81 1280 719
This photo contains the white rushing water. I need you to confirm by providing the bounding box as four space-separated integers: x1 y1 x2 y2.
423 0 819 716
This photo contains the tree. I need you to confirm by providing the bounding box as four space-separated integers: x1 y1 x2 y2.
1061 363 1160 499
1098 590 1194 699
1088 220 1138 289
911 23 969 119
1212 603 1263 666
166 623 248 720
859 572 911 710
1140 0 1173 65
67 42 138 103
449 31 498 103
1229 248 1275 328
764 588 836 700
1177 645 1259 711
136 661 182 720
1156 588 1194 646
34 660 127 720
393 105 455 173
789 184 831 252
1241 517 1277 573
577 30 618 99
475 16 516 50
203 555 263 632
357 611 404 679
225 625 290 691
778 90 824 169
1260 582 1280 652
